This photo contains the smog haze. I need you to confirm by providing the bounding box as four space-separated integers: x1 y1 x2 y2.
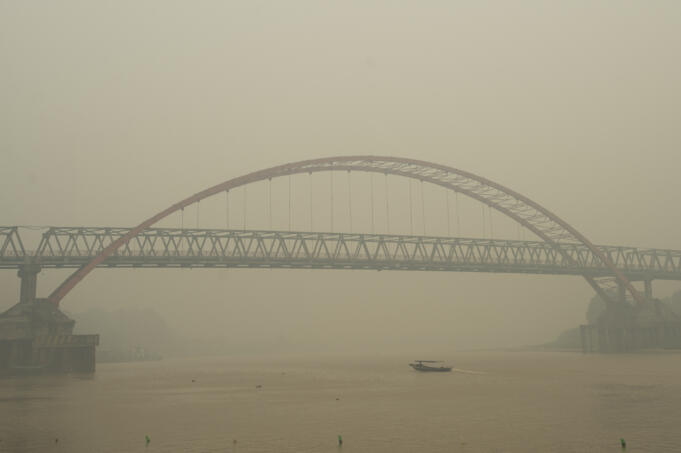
2 1 680 353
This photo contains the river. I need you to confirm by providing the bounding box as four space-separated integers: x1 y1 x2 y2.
1 351 680 452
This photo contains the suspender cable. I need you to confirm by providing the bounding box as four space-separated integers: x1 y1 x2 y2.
455 192 461 236
225 190 230 229
370 173 375 234
268 178 272 230
243 186 247 231
348 171 353 233
409 179 414 235
481 204 486 238
309 172 313 231
196 201 200 229
385 173 390 234
288 175 292 230
420 180 426 235
181 207 184 230
330 172 334 232
446 189 451 236
489 206 494 239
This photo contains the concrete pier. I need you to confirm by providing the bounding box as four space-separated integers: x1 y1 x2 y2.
581 323 681 353
18 264 41 304
0 299 98 375
580 298 681 353
0 263 99 375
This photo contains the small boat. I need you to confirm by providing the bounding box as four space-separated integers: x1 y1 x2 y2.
409 360 451 372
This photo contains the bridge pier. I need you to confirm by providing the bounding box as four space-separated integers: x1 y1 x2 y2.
580 288 681 353
18 263 41 304
0 266 99 375
617 282 626 304
644 279 653 300
581 325 630 353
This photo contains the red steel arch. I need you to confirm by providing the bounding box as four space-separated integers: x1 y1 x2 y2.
48 156 645 306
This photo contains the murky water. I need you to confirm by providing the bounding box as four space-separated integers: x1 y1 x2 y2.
1 351 680 452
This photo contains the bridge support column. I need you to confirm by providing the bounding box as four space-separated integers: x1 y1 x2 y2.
18 264 41 304
580 325 597 353
644 279 653 301
617 282 626 304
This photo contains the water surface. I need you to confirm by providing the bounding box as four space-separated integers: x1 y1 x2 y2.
1 351 680 452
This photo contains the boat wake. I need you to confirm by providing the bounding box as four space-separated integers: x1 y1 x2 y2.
449 368 486 375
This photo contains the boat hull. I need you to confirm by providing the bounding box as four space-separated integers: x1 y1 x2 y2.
409 363 451 372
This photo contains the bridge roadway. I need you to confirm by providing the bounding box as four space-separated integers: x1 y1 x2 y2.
1 226 680 281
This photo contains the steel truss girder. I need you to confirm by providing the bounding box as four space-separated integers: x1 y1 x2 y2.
45 157 652 305
1 227 678 281
0 227 25 261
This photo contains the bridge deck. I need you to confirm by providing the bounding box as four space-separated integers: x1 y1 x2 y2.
1 227 680 280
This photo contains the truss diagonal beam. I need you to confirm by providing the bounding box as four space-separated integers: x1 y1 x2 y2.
0 227 25 260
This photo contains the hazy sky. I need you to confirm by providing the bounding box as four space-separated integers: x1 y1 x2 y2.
2 1 680 351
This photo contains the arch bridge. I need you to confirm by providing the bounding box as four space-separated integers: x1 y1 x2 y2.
1 156 679 309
